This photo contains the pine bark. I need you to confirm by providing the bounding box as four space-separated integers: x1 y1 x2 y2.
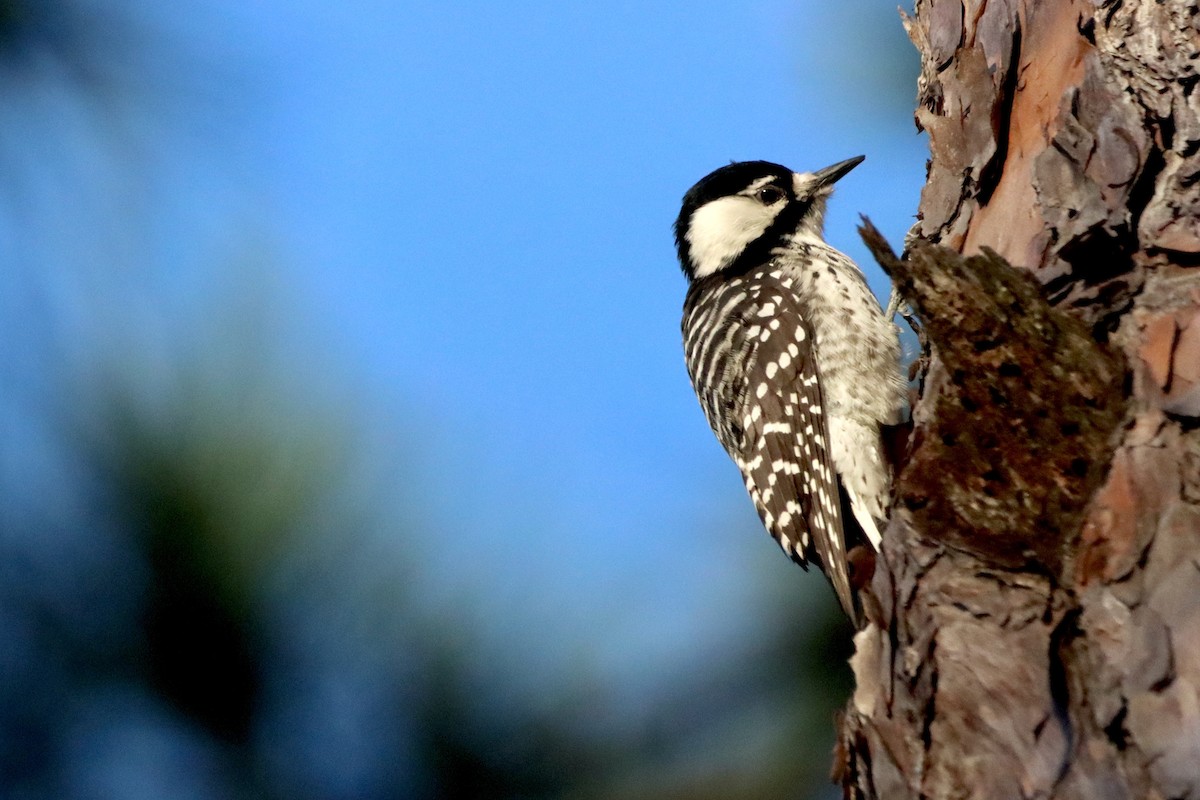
836 1 1200 798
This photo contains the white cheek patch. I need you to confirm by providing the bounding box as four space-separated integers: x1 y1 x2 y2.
686 196 774 279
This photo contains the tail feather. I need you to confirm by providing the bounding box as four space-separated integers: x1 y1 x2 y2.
845 488 883 550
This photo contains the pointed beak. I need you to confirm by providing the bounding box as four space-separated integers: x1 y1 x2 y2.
811 155 865 189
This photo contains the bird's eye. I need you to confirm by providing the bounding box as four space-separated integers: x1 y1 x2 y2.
756 186 786 204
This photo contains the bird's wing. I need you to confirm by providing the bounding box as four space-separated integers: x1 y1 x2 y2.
682 275 855 619
728 284 854 618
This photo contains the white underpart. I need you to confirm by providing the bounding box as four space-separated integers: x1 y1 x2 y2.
780 226 907 552
687 177 782 279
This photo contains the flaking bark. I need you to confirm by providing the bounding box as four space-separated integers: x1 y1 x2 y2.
834 1 1200 798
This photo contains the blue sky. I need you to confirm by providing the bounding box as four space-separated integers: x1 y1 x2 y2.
261 0 921 696
8 0 927 729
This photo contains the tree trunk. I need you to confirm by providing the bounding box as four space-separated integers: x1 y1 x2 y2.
836 1 1200 798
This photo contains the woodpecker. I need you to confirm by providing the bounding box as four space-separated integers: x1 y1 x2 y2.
674 157 906 621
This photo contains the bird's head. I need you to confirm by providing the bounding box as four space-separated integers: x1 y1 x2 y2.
673 156 864 282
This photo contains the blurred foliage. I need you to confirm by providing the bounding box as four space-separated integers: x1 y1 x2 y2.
94 356 345 744
0 1 18 32
0 1 870 799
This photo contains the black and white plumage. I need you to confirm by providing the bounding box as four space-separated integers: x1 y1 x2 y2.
674 157 906 620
